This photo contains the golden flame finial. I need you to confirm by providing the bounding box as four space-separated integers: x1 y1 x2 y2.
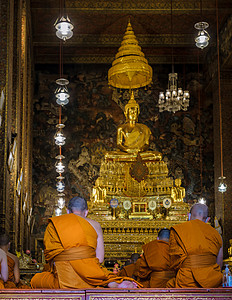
108 20 152 89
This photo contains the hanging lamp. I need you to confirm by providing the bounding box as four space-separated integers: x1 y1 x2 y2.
194 22 210 49
55 16 74 41
194 0 210 49
215 0 226 193
54 124 66 146
55 78 70 106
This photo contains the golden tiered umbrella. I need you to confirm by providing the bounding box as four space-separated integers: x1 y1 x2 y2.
108 21 152 89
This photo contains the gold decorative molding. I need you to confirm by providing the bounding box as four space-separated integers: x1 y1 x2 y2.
35 55 201 64
100 219 182 258
66 0 215 12
33 34 193 46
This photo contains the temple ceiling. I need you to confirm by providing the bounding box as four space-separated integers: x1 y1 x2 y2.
31 0 232 65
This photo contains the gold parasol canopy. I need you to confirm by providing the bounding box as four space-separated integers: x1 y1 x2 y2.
108 21 152 89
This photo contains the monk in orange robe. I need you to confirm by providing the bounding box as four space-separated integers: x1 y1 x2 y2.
0 248 8 288
0 233 30 289
118 253 140 278
166 203 223 288
31 196 140 289
135 228 175 288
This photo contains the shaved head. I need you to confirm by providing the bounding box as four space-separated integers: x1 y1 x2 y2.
68 197 88 213
158 228 170 241
190 203 208 221
130 253 140 263
0 233 10 246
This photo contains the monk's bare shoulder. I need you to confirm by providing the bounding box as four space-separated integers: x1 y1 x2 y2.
85 217 102 235
7 252 19 264
0 248 7 260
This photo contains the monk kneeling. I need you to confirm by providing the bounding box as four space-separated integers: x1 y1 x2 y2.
118 253 140 278
134 228 175 288
167 203 223 288
0 247 8 288
31 197 140 289
0 233 30 288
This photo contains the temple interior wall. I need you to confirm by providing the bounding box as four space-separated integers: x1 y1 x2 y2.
0 0 33 252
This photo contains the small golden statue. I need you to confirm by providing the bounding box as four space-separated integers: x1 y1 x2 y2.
171 178 186 202
228 239 232 260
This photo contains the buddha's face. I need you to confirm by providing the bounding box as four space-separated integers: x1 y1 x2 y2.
127 106 138 121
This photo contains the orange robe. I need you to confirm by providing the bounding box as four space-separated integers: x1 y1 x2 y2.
166 219 223 288
118 263 136 278
31 213 141 289
0 255 30 288
136 240 175 288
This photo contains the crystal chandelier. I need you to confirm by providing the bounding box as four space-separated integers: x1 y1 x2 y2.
54 124 66 146
218 176 227 193
158 73 190 113
158 0 190 113
194 22 210 49
55 78 70 106
55 16 74 41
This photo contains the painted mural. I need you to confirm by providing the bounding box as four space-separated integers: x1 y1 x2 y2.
32 64 214 235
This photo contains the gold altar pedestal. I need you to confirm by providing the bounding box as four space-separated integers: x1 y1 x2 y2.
99 219 184 260
168 202 190 221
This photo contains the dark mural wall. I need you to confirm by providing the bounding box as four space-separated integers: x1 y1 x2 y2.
32 63 214 235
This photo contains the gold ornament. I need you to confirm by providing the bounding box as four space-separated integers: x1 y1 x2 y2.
108 20 152 89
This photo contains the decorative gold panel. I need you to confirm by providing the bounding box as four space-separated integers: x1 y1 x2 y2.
100 219 182 259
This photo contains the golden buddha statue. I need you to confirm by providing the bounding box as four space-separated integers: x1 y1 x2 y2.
105 92 162 162
117 92 150 153
171 178 186 203
169 178 189 221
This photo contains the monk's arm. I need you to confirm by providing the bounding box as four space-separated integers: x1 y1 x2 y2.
94 221 105 264
169 229 187 270
136 255 151 279
216 245 223 270
0 250 8 282
13 256 20 284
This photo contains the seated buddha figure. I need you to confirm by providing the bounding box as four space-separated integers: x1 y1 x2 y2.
117 93 150 153
171 178 185 203
106 92 162 161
